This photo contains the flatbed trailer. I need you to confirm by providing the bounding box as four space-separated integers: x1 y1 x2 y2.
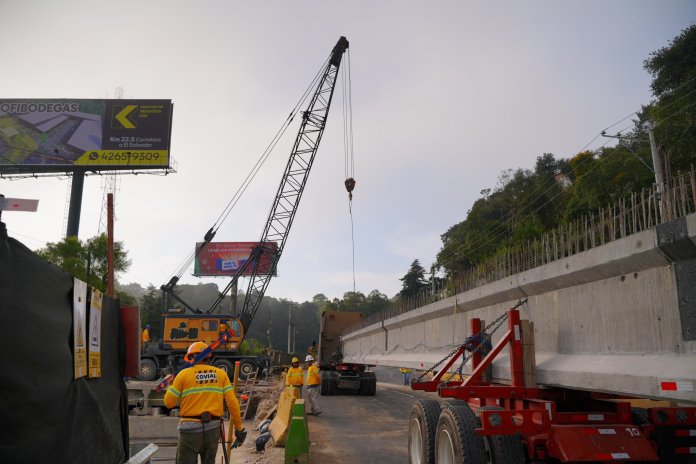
409 307 696 463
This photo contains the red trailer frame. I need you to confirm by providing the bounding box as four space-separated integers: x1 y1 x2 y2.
410 308 696 463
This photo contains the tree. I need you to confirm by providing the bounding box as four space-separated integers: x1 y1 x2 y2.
36 233 131 292
643 25 696 172
399 259 428 299
436 154 568 278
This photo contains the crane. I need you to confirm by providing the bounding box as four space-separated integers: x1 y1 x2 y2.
143 37 350 381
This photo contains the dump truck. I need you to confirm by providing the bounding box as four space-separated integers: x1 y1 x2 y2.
318 311 376 396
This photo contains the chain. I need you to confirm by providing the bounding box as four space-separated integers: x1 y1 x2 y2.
415 298 527 382
454 313 508 377
415 341 471 381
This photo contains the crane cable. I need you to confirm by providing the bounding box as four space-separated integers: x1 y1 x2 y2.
342 49 357 293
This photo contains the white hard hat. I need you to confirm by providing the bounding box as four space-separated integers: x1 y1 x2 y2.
305 355 315 362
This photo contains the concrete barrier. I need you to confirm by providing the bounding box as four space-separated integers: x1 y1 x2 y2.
269 387 297 446
343 214 696 402
285 400 310 464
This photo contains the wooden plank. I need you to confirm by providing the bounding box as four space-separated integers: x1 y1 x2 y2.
521 320 537 388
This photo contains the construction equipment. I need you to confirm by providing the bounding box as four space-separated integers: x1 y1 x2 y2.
408 303 696 463
318 311 376 396
140 36 350 382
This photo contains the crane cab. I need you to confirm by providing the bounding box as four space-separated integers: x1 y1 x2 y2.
162 313 244 352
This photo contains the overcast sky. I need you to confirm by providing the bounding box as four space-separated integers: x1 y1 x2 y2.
1 1 694 303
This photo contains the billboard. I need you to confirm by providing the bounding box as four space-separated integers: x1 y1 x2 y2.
194 242 279 277
0 99 173 174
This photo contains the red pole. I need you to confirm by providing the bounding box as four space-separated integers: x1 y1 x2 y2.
107 193 115 298
508 309 524 387
471 318 482 376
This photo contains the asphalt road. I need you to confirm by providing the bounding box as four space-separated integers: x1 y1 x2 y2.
307 381 436 463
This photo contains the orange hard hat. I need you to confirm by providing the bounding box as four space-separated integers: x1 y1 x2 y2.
184 341 209 363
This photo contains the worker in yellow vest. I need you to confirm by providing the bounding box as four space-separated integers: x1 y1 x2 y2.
286 357 304 398
305 355 322 415
164 341 246 464
142 324 152 353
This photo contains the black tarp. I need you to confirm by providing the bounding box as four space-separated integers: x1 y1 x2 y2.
0 221 128 463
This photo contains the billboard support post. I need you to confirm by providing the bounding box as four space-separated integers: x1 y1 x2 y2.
66 170 85 238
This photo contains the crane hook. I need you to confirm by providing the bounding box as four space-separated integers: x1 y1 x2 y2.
344 177 356 201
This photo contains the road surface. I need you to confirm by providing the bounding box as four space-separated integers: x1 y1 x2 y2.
307 381 435 463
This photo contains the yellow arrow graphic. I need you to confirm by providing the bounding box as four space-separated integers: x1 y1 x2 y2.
115 105 137 129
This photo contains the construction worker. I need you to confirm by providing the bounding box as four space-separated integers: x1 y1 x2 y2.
164 341 246 464
219 320 229 348
286 357 304 398
304 355 322 415
400 367 411 385
142 324 152 353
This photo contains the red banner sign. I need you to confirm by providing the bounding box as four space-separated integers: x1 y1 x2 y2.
193 242 278 277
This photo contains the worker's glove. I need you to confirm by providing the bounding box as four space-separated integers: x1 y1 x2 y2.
236 428 247 445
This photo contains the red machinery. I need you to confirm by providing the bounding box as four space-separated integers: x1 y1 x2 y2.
409 307 696 463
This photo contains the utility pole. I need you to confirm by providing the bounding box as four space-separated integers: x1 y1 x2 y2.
647 126 665 219
287 303 294 354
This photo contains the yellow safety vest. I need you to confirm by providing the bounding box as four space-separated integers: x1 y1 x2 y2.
163 364 242 430
307 365 321 386
286 367 304 386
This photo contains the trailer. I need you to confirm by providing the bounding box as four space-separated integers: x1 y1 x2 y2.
318 311 376 396
409 305 696 463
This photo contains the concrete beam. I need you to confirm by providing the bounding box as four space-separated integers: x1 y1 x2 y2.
343 213 696 402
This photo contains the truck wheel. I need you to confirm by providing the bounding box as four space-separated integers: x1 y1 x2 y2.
479 407 525 463
409 399 441 464
213 359 233 375
359 371 377 396
237 359 257 380
321 376 331 396
631 407 651 426
359 372 370 395
137 358 158 381
328 377 338 395
435 401 487 464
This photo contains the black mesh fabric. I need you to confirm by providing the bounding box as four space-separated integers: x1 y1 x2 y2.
0 221 128 463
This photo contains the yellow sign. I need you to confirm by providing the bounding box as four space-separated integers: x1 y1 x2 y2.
89 288 103 378
73 278 88 379
115 104 138 129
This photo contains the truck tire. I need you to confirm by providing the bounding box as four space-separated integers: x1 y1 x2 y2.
212 359 233 376
237 359 257 380
137 358 158 381
409 399 441 464
435 401 487 464
328 378 338 395
631 407 651 426
357 371 376 396
479 406 525 463
359 372 376 396
321 376 330 395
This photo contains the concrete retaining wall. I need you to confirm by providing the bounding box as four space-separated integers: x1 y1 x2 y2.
343 214 696 402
